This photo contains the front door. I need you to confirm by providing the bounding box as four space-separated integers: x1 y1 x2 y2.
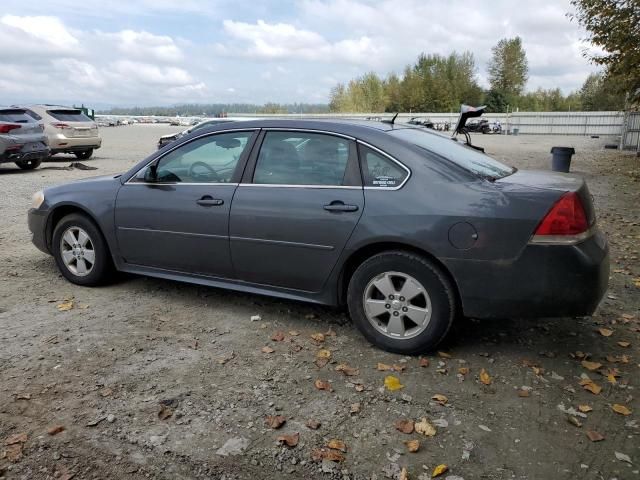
229 130 364 292
115 130 256 278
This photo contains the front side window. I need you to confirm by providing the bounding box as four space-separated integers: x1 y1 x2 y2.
360 146 409 188
135 131 253 183
253 131 351 186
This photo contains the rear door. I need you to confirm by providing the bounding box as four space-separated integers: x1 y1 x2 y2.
115 130 257 277
229 130 364 292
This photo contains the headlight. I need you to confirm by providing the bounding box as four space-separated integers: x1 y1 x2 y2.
32 190 45 209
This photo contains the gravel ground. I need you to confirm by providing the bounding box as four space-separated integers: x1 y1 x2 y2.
0 125 639 480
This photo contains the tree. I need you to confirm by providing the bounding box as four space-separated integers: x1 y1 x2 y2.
569 0 640 104
580 72 626 110
487 37 529 98
484 90 508 113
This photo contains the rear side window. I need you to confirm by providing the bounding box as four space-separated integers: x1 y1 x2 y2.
47 110 92 122
253 131 351 186
359 145 409 188
23 109 42 121
0 109 35 123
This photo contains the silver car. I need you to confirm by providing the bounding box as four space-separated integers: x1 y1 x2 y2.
24 105 101 160
0 107 49 170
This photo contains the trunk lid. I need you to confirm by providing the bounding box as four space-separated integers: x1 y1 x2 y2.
496 169 596 225
47 109 98 138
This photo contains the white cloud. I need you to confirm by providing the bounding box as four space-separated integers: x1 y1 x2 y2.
109 30 184 63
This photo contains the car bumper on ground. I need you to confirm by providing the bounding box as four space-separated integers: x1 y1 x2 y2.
28 208 50 254
451 229 610 319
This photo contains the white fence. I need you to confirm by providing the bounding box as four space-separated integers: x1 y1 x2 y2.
621 112 640 151
232 111 626 137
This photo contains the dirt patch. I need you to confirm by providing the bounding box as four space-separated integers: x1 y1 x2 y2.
0 127 638 479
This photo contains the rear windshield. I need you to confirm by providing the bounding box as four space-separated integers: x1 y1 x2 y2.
0 109 35 123
389 128 515 180
47 109 92 122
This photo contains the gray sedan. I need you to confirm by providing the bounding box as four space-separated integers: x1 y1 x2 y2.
28 120 609 353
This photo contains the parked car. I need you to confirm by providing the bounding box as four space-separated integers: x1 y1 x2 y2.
28 120 609 353
0 106 49 170
465 119 491 134
157 118 253 149
23 105 101 159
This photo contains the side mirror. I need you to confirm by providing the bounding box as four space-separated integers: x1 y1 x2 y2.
144 164 158 182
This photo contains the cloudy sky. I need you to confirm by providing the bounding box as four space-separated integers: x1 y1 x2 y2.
0 0 598 107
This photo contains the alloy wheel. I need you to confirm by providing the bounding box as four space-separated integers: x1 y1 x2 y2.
59 226 96 277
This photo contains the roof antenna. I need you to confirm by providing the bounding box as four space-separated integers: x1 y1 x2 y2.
381 113 398 125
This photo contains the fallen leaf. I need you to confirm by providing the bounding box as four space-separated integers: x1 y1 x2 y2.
479 369 492 385
288 330 300 336
261 346 275 354
158 405 173 420
612 404 632 416
586 430 605 442
615 451 632 464
314 379 333 392
532 366 544 376
306 419 321 430
415 418 436 437
311 448 345 462
518 389 530 398
384 375 404 391
607 373 617 384
350 403 361 414
315 349 331 368
581 360 602 371
327 439 347 452
437 351 452 359
265 415 286 429
580 379 602 395
400 467 409 480
404 439 420 453
310 333 325 343
598 328 613 337
217 351 235 365
432 464 449 477
47 425 65 436
419 358 430 368
617 341 631 348
622 313 635 320
4 444 22 462
394 419 415 434
57 300 74 312
335 363 359 376
5 433 27 445
431 394 448 405
15 393 31 400
578 404 593 413
276 432 299 447
100 388 113 397
458 367 469 375
377 362 394 371
271 331 285 342
568 416 582 428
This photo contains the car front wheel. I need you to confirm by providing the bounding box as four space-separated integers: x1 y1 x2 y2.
75 149 93 160
52 213 112 286
347 251 456 354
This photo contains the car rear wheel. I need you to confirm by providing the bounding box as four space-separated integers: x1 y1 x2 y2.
75 149 93 160
52 213 112 286
347 251 456 354
15 158 42 170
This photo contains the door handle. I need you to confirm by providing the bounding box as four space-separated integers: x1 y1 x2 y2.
196 196 224 206
323 201 359 212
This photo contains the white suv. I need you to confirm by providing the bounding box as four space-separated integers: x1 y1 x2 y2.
24 105 101 159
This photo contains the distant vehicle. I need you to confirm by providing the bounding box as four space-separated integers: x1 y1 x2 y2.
0 106 49 170
29 119 609 354
24 105 101 160
157 118 255 149
407 117 435 129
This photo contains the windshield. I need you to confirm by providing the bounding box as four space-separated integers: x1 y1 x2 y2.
390 128 515 180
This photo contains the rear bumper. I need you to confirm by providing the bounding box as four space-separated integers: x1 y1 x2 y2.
451 229 609 319
28 208 50 254
49 135 101 152
0 148 49 164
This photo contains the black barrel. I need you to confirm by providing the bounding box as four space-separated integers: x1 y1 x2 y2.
550 147 575 173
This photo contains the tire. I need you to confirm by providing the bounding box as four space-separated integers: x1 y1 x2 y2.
74 149 93 160
347 251 456 354
15 158 42 170
52 213 113 286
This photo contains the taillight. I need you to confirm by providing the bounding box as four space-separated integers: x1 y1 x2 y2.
51 122 70 129
534 192 588 236
0 124 21 133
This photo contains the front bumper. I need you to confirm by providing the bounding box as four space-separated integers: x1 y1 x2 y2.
450 229 610 319
28 208 50 254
